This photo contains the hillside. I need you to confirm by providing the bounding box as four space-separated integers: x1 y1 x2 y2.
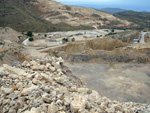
0 0 93 32
114 11 150 29
100 8 126 14
0 27 25 65
0 0 133 32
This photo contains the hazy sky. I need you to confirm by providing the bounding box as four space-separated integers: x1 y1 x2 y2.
55 0 150 11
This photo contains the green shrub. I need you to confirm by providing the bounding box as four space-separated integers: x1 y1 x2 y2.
0 42 3 45
62 38 68 43
18 36 21 39
71 38 75 42
26 31 33 37
111 29 115 32
29 37 34 41
0 53 5 59
44 34 47 37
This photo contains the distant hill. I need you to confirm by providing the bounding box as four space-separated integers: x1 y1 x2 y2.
0 0 133 32
100 8 126 14
0 0 94 32
114 11 150 28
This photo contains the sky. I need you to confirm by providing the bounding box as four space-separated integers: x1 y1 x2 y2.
55 0 150 12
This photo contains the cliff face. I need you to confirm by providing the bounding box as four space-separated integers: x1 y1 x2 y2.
0 56 150 113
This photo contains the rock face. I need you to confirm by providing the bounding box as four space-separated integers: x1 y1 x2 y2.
0 56 150 113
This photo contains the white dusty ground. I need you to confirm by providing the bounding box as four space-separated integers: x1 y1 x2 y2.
66 62 150 104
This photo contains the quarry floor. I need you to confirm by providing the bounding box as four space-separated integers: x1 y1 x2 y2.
65 62 150 104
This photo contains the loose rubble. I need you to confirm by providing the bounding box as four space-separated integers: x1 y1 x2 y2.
0 56 150 113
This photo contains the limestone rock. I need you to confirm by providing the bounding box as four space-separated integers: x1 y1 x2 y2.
77 88 89 93
89 90 100 102
49 66 56 72
0 56 149 113
0 68 9 77
70 94 86 112
48 102 58 113
3 88 14 95
24 107 41 113
42 94 53 103
21 85 38 96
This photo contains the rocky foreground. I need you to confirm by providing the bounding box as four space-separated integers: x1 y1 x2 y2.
0 56 150 113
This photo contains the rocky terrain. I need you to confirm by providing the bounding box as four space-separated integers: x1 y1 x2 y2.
0 56 150 113
34 0 133 29
0 27 25 65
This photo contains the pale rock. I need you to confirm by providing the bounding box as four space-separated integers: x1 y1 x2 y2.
21 84 38 96
64 96 71 106
114 105 122 111
57 57 64 63
42 86 50 93
0 67 9 77
49 66 56 72
45 63 51 69
100 97 110 106
8 93 18 99
41 104 48 112
77 88 89 93
42 94 52 103
3 64 26 75
57 72 63 76
58 111 65 113
48 102 58 113
123 108 131 113
40 65 45 71
32 78 40 85
89 90 100 102
70 94 86 112
106 107 115 113
17 82 23 90
54 77 65 84
59 86 68 93
26 62 31 67
30 60 37 66
100 104 106 111
56 61 60 66
3 99 10 105
51 91 57 97
10 100 16 106
32 64 41 71
85 101 91 109
9 107 16 113
24 107 41 113
3 88 14 95
9 74 18 79
22 61 28 67
116 111 123 113
70 85 77 92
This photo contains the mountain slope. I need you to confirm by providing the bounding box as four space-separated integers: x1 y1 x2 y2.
0 0 133 32
114 11 150 28
100 8 126 14
0 0 93 32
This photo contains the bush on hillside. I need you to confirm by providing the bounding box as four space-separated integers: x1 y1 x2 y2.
29 37 34 41
71 38 75 42
26 31 33 37
62 38 68 43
